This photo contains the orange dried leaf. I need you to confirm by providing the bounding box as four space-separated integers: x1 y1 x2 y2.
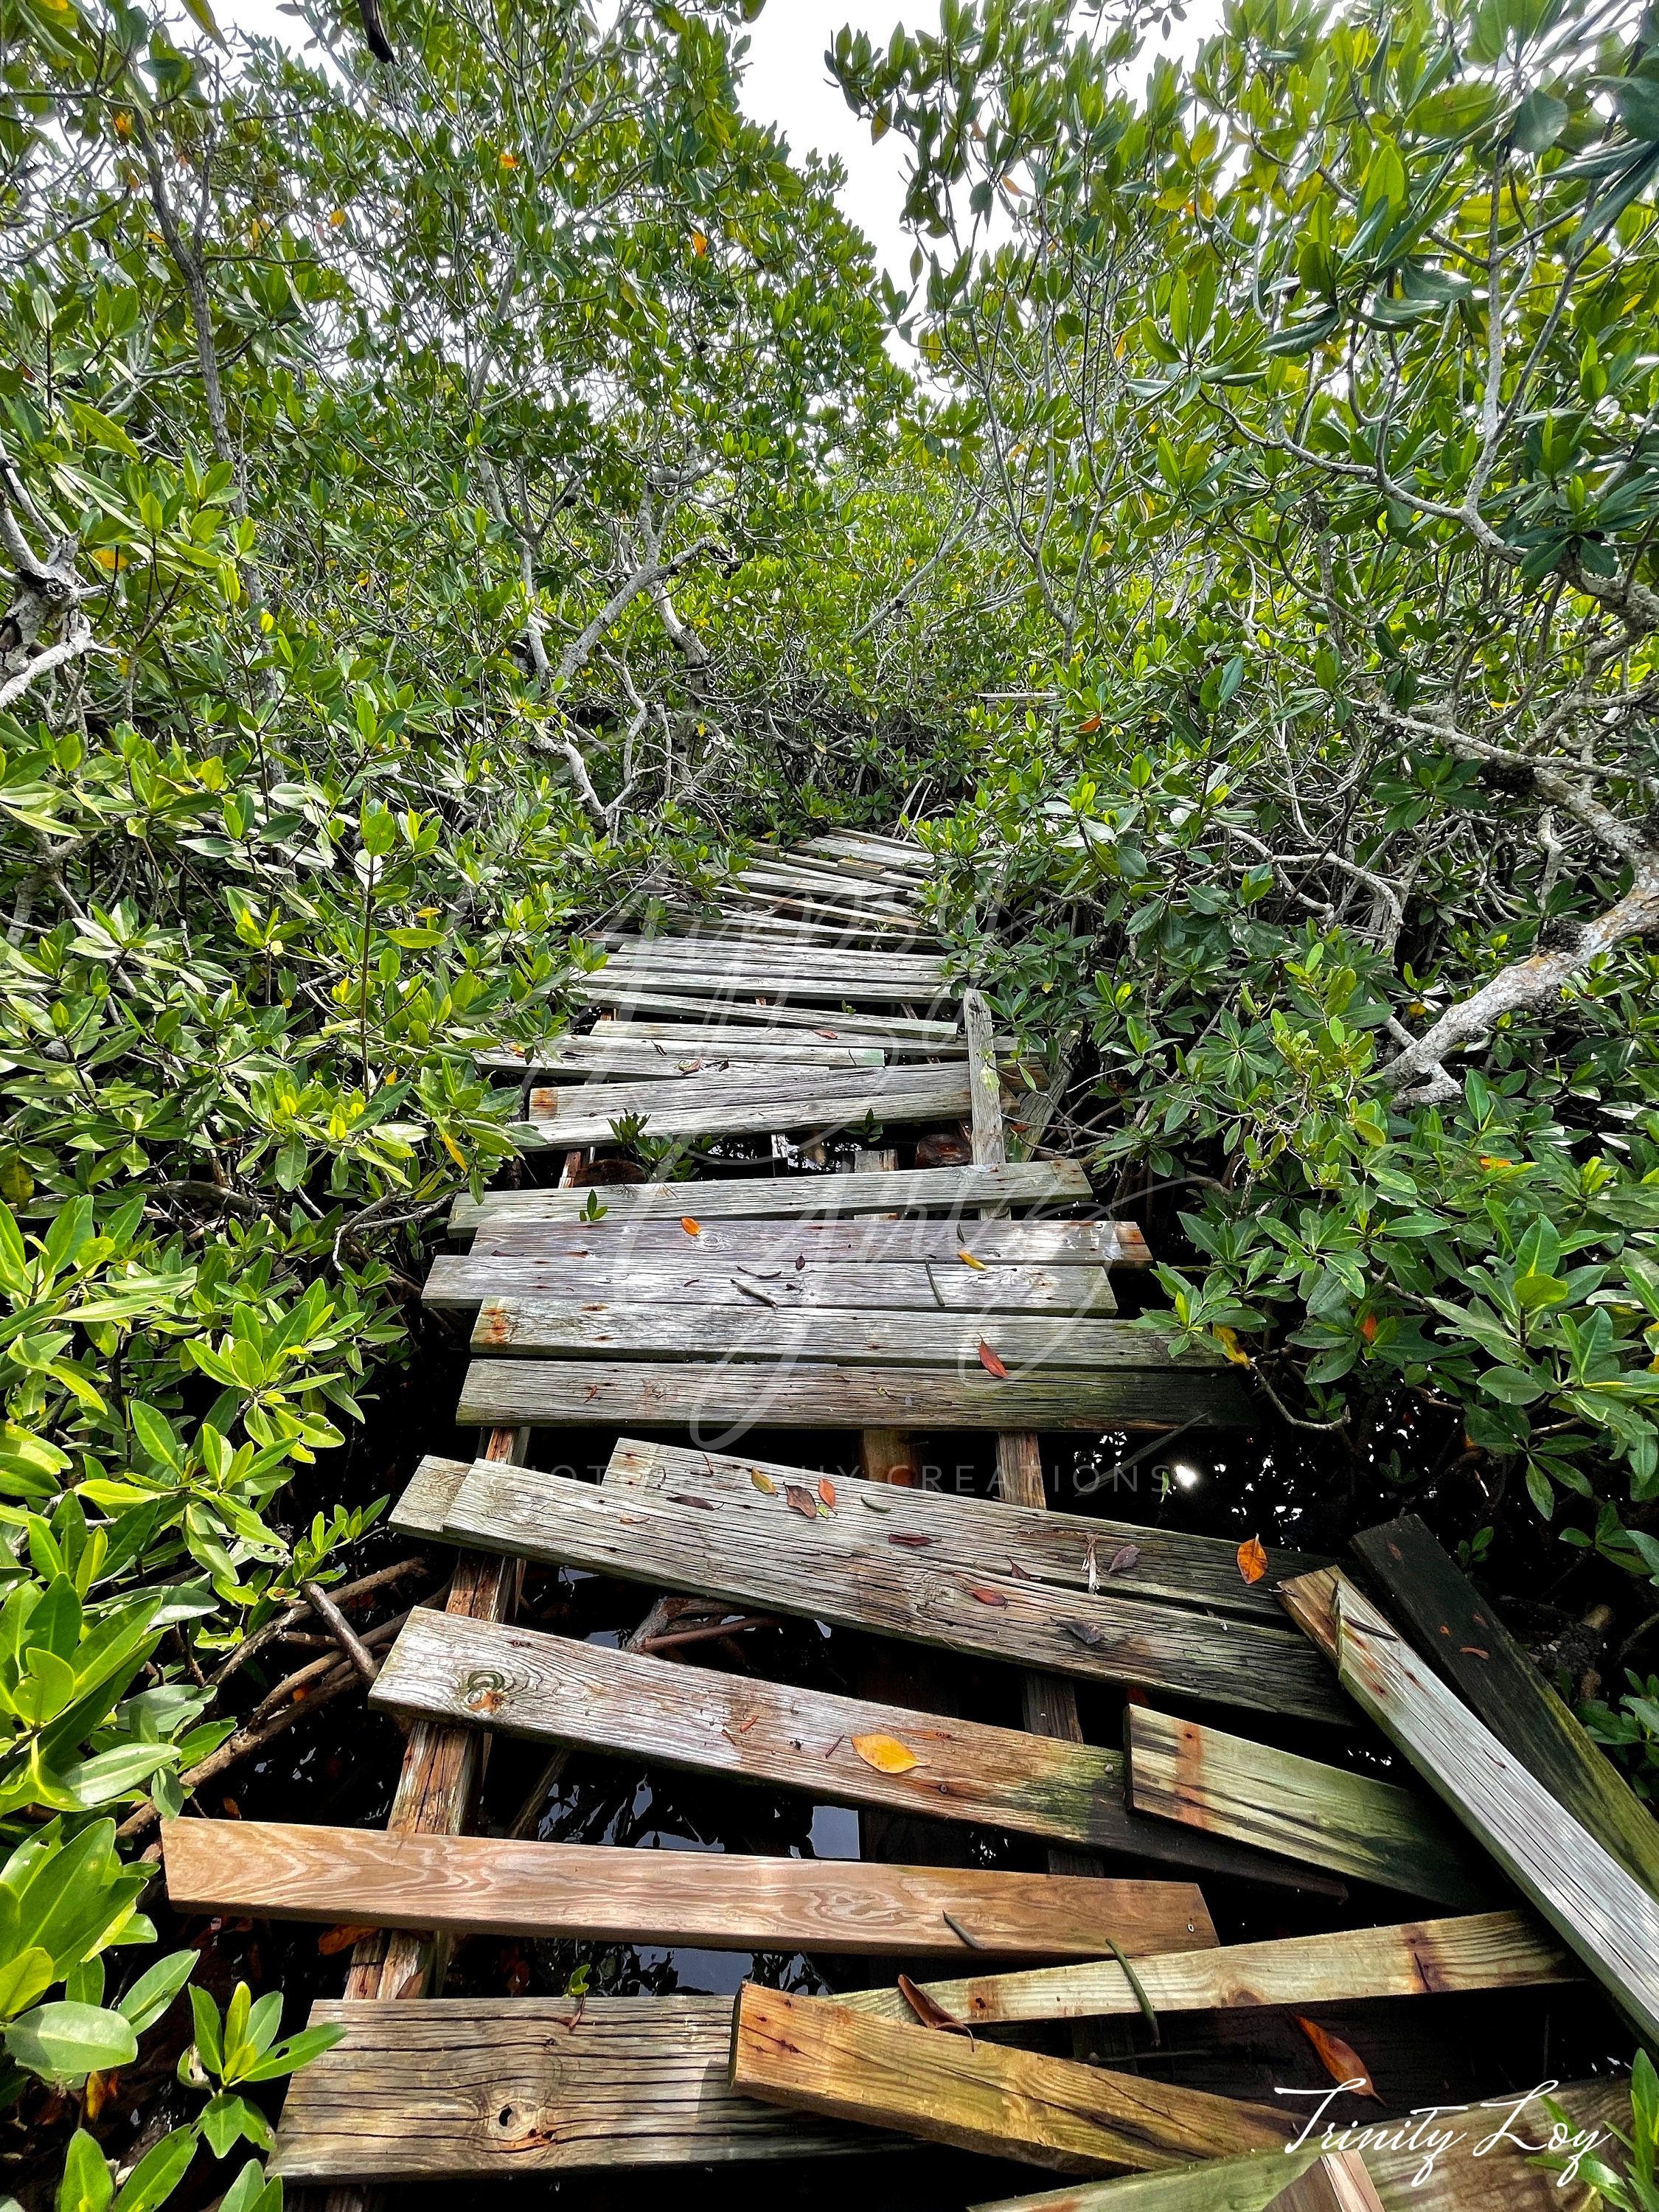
818 1477 838 1509
897 1974 972 2034
957 1249 987 1270
978 1340 1009 1380
318 1924 378 1956
851 1732 919 1775
681 1217 700 1236
1237 1536 1269 1585
967 1586 1008 1607
750 1469 777 1495
1294 2015 1380 2101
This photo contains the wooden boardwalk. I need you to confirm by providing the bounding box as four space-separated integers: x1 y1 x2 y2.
157 831 1629 2199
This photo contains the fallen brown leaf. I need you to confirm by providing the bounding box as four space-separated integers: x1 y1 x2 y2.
966 1586 1008 1607
785 1484 818 1520
818 1477 838 1509
1107 1543 1141 1576
897 1974 973 2036
888 1532 936 1548
1237 1536 1269 1585
318 1924 378 1956
1294 2014 1380 2100
977 1340 1009 1379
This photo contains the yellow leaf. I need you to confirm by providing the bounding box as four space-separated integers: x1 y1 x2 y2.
439 1131 467 1169
692 231 708 255
498 150 520 169
329 208 347 226
1215 1326 1251 1366
750 1469 776 1495
681 1216 700 1236
1237 1537 1268 1585
851 1732 919 1775
957 1249 987 1270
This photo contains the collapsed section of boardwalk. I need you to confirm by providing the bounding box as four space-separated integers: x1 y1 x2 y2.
159 830 1658 2205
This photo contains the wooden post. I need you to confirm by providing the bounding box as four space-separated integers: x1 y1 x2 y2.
1270 2153 1386 2212
311 1422 526 2212
964 989 1105 1884
852 1147 917 1486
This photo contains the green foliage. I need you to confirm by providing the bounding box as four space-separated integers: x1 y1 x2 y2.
1535 2048 1659 2207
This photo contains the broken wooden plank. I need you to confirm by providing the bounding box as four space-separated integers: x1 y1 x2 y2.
450 1159 1096 1237
578 967 949 1007
468 1217 1135 1266
509 1068 975 1149
268 1994 875 2179
473 1302 1216 1372
422 1453 1341 1722
1350 1514 1659 1901
839 1908 1571 2026
524 1016 960 1056
161 1818 1216 1959
596 934 945 976
478 1039 888 1076
968 2076 1632 2211
1272 2157 1386 2212
1124 1707 1494 1905
1280 1565 1659 2046
728 1983 1298 2174
603 1439 1315 1627
428 1256 1117 1316
368 1609 1337 1882
568 984 961 1031
454 1360 1253 1433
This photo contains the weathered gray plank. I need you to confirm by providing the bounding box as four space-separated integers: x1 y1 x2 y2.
1124 1707 1495 1905
420 1453 1342 1720
594 933 944 978
1281 1567 1659 2046
508 1066 974 1148
471 1302 1223 1372
469 1218 1133 1267
570 984 960 1030
603 1439 1310 1625
164 1818 1216 1959
840 1907 1572 2027
729 1984 1298 2175
453 1358 1254 1433
575 975 953 1013
369 1609 1334 1879
268 1995 875 2179
449 1160 1099 1239
478 1040 887 1077
552 1018 964 1057
426 1256 1118 1315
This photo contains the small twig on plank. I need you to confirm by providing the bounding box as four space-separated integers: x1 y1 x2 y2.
639 1613 779 1653
302 1579 381 1684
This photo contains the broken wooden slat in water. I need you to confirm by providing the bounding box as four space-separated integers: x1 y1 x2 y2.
603 1440 1310 1624
161 1818 1217 1958
1350 1514 1659 1900
728 1983 1298 2174
468 1217 1136 1266
428 1256 1118 1316
1280 1566 1659 2046
449 1159 1096 1237
967 2075 1632 2211
1124 1706 1495 1906
473 1304 1220 1373
422 1453 1340 1721
838 1908 1573 2026
453 1358 1253 1434
367 1609 1339 1883
508 1067 975 1149
268 1994 877 2180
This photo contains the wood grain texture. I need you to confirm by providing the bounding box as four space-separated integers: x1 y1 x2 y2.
1124 1707 1493 1905
566 984 961 1032
477 1040 888 1075
509 1065 974 1149
840 1908 1573 2027
1281 1565 1659 2045
270 1995 876 2180
728 1983 1298 2175
428 1453 1338 1721
602 1439 1312 1624
472 1301 1221 1372
428 1254 1118 1315
575 970 951 1011
368 1608 1336 1882
468 1217 1136 1266
449 1160 1096 1237
453 1358 1253 1434
161 1819 1216 1958
1272 2155 1386 2212
594 941 946 982
497 1017 959 1057
968 2076 1631 2212
1350 1514 1659 1900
